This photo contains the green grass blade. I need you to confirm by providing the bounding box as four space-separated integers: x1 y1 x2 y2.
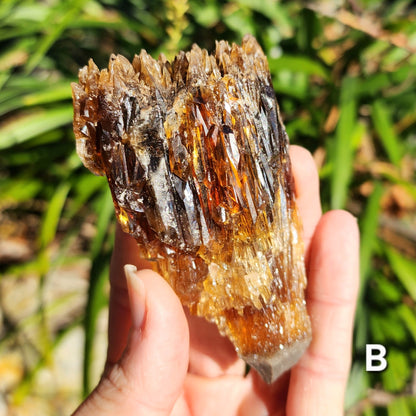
385 247 416 302
83 190 114 396
83 258 109 397
388 396 413 416
359 182 384 286
67 174 106 220
38 182 71 250
345 362 370 411
0 69 10 91
2 75 52 91
370 309 408 345
362 405 377 416
408 396 416 415
236 0 293 34
25 0 85 73
0 176 42 204
90 190 115 260
269 55 329 80
371 99 403 168
381 349 411 393
330 77 358 209
0 105 73 149
397 304 416 344
0 82 72 116
355 182 384 349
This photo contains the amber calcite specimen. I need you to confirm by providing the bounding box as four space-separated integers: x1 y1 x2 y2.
72 35 311 383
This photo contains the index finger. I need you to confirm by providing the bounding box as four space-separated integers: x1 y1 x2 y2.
287 210 359 415
289 145 322 258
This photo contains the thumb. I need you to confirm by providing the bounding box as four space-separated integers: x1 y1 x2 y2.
74 266 190 416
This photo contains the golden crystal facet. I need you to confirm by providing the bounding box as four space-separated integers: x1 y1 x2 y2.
72 35 311 383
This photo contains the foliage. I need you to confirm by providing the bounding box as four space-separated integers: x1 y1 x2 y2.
0 0 415 414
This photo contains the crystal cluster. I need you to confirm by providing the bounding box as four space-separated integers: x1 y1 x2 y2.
72 35 311 383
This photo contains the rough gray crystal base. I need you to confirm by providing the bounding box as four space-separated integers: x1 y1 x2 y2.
242 337 311 384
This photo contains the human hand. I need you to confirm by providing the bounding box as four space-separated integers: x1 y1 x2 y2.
72 145 359 416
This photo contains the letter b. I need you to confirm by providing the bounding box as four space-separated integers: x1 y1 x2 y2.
366 344 387 372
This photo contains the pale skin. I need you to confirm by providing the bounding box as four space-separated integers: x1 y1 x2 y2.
72 145 360 416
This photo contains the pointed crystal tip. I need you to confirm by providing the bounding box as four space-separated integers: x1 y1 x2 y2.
242 336 312 384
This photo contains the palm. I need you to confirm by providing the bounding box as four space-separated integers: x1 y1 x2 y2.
179 311 291 415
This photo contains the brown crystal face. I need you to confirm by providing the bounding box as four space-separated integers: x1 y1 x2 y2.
72 35 311 383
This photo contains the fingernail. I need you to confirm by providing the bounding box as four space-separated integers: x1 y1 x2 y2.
124 264 146 329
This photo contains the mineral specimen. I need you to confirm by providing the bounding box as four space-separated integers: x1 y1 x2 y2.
72 35 311 383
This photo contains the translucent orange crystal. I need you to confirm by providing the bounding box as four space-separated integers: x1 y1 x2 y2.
72 35 311 383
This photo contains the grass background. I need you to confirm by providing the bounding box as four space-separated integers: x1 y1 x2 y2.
0 0 415 414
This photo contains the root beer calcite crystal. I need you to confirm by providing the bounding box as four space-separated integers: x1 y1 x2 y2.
72 35 311 383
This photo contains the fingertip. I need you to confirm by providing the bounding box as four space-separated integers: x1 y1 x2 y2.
317 209 359 237
289 145 320 199
308 209 360 300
